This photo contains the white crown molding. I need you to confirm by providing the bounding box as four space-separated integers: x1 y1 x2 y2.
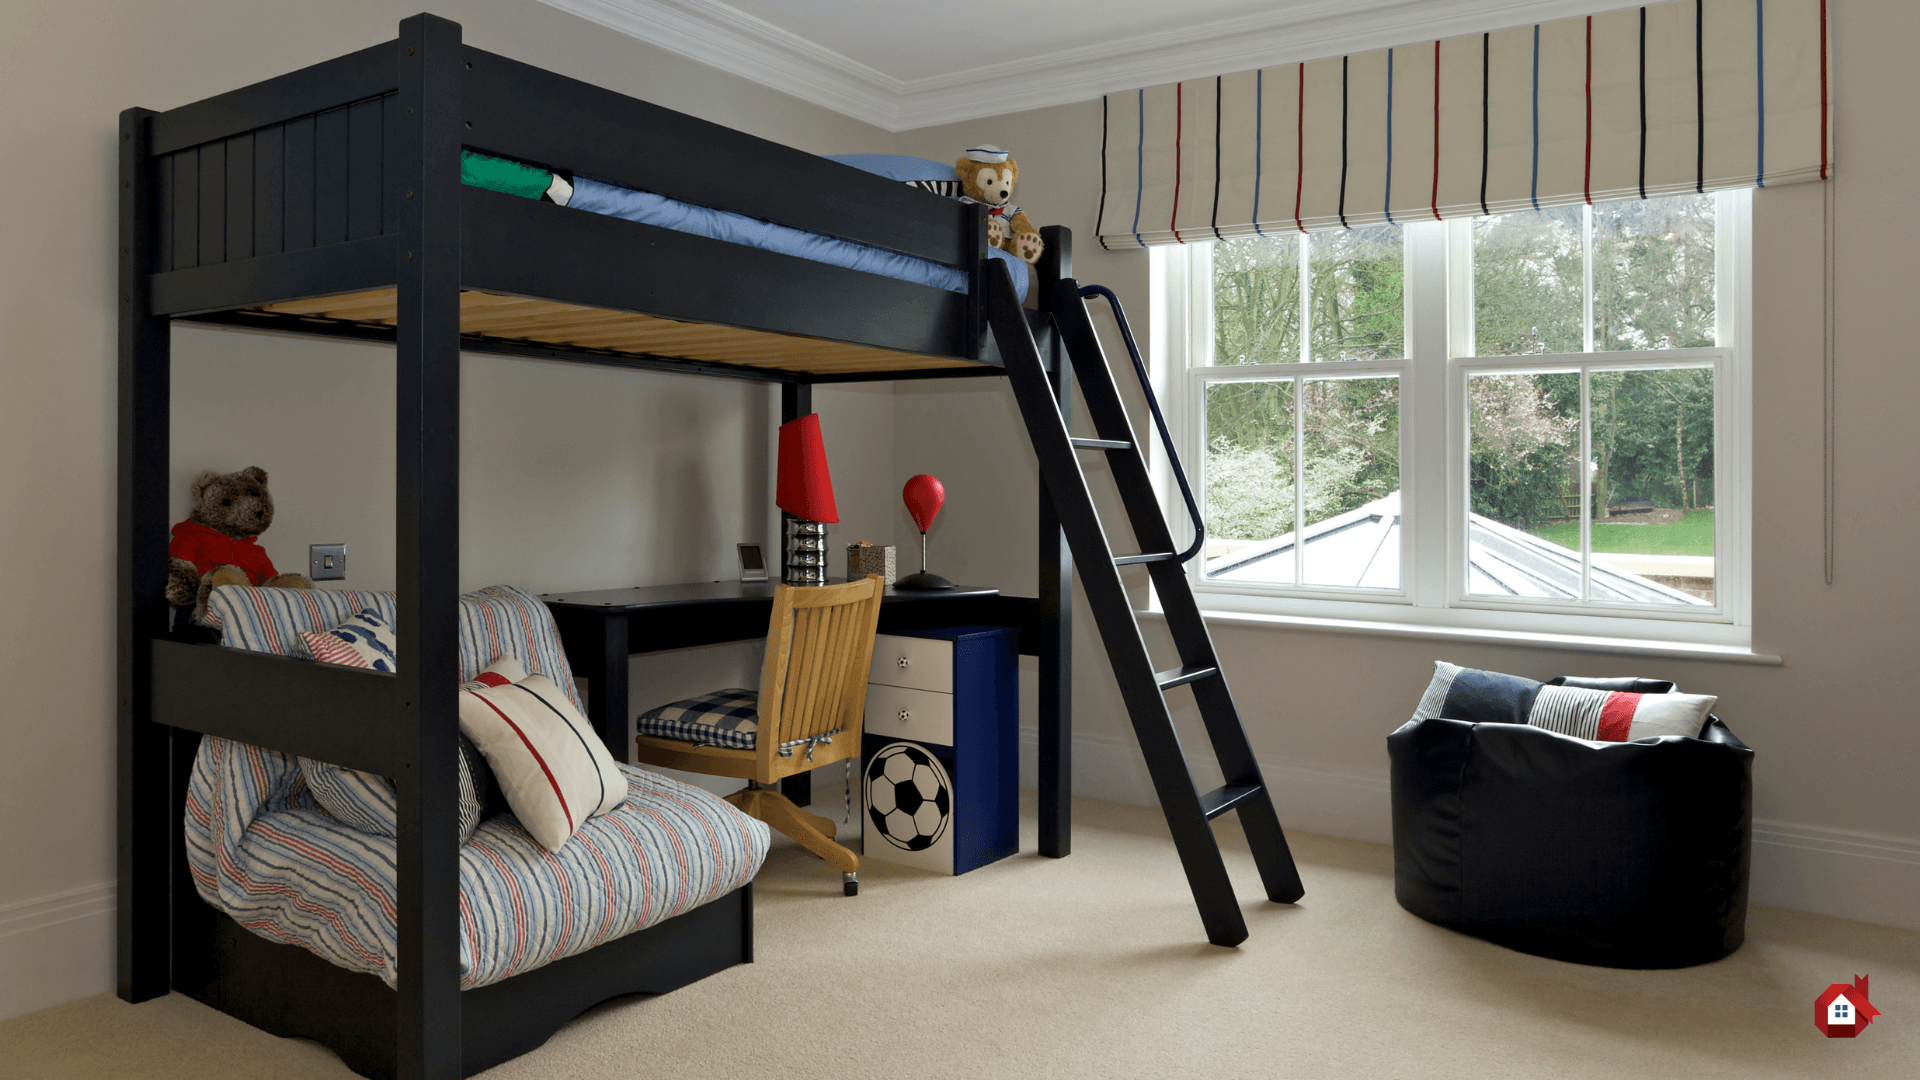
535 0 901 124
537 0 1649 131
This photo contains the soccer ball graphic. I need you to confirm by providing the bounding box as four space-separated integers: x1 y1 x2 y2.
864 742 952 852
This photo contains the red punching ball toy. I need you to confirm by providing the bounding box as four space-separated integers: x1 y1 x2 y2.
897 474 954 590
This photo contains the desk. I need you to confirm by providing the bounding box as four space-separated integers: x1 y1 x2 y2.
542 581 1057 828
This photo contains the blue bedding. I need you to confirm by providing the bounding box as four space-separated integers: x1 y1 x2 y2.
567 175 1029 299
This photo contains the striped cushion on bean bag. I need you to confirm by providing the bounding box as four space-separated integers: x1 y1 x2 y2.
1526 685 1719 742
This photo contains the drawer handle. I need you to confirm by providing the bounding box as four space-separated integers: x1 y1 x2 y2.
896 656 911 669
897 709 911 722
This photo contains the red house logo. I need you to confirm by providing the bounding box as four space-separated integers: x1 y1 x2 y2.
1814 975 1880 1038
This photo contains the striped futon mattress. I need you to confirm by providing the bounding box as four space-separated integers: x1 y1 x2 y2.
183 583 770 990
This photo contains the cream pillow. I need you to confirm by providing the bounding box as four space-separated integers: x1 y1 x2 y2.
458 670 626 850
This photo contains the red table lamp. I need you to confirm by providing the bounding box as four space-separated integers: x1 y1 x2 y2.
896 473 953 590
776 414 838 585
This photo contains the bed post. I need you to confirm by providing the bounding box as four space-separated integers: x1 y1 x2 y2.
118 104 174 1003
1034 225 1074 858
394 14 465 1080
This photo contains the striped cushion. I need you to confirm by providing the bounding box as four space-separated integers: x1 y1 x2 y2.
455 585 583 713
635 688 843 756
459 671 627 851
208 583 582 840
297 656 525 842
185 736 769 990
1527 685 1718 742
1412 661 1543 725
302 609 398 671
206 586 396 648
207 583 580 712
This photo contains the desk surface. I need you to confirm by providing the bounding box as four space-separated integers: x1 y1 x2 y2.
542 580 1001 613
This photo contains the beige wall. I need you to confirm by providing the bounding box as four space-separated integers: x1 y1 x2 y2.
0 0 898 1020
894 0 1918 931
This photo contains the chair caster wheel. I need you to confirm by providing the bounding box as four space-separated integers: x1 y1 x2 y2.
843 872 858 897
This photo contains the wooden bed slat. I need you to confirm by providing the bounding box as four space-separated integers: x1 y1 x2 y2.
246 288 982 376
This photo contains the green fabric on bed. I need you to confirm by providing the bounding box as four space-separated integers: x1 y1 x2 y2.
461 151 553 199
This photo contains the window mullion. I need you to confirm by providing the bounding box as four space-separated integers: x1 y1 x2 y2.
1583 203 1595 353
1580 366 1593 601
1293 375 1305 586
1298 236 1312 365
1404 220 1451 609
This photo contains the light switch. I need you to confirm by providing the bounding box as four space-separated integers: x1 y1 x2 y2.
309 543 347 581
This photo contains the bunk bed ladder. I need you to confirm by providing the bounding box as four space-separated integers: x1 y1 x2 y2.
984 265 1305 947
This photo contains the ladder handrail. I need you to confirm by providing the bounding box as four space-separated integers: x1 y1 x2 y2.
1074 284 1206 564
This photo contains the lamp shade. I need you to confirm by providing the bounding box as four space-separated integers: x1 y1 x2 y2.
775 413 839 523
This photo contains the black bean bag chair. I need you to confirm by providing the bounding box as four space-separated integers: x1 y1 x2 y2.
1387 675 1753 968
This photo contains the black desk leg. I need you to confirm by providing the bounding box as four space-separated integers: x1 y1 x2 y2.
781 773 812 807
587 615 630 761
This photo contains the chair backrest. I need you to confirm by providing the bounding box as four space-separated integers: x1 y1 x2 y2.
754 576 885 779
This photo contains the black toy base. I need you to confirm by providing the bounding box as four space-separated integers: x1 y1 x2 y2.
895 572 956 590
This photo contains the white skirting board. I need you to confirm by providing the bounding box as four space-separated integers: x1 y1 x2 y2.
1018 726 1920 933
0 882 114 1022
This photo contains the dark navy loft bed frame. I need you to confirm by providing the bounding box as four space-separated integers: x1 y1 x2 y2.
118 15 1075 1079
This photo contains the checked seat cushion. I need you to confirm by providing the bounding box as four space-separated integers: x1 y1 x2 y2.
635 688 839 756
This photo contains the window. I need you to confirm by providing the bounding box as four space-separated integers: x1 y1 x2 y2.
1164 191 1749 646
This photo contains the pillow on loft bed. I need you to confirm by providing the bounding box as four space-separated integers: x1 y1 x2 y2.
825 154 964 196
203 583 585 839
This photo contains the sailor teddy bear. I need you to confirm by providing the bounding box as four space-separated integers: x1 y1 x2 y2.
954 145 1044 265
167 465 313 624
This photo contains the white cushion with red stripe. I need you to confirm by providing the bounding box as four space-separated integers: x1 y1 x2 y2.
458 669 627 851
1527 685 1718 742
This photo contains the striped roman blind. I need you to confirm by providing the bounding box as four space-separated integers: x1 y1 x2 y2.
1096 0 1830 247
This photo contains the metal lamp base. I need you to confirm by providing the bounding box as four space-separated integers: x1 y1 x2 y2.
785 519 829 586
894 571 955 591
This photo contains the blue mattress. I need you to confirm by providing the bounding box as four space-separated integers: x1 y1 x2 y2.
567 176 1029 299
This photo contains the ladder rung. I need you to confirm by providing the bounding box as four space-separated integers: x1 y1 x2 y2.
1114 552 1179 566
1070 437 1133 451
1198 784 1262 820
1155 664 1218 691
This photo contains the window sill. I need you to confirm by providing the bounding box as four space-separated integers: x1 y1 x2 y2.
1140 607 1782 665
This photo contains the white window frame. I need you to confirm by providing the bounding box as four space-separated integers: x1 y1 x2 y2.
1159 189 1752 649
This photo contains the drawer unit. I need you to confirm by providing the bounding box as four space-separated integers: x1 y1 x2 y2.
860 625 1018 877
868 633 954 695
863 683 954 746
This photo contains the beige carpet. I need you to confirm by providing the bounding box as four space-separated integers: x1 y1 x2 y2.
4 792 1914 1080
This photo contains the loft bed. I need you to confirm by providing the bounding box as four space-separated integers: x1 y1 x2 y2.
118 14 1077 1080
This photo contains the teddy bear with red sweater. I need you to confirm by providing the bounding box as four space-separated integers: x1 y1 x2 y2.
167 465 312 624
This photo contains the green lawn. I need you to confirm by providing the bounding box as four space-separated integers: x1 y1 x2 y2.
1531 510 1715 557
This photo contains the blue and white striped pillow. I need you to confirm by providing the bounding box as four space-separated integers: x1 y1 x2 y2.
303 609 399 671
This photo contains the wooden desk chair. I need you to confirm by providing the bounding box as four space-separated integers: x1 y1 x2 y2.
634 576 885 896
